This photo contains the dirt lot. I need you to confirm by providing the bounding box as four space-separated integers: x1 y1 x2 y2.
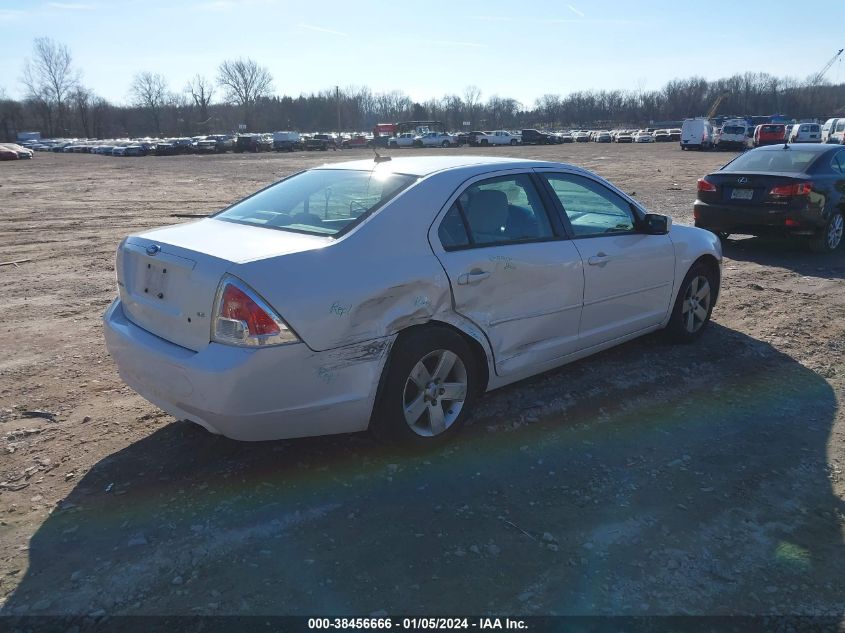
0 144 843 617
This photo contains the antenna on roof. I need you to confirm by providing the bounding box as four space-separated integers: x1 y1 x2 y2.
373 147 391 163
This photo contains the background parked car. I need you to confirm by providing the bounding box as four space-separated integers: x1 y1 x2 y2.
821 118 839 143
0 143 34 159
681 118 714 150
753 124 787 147
633 130 654 143
413 132 459 148
521 129 558 145
474 130 520 146
388 133 416 148
303 134 338 151
789 123 822 143
341 135 372 149
829 119 845 145
653 129 671 142
716 121 751 150
272 131 301 152
594 131 612 143
694 143 845 252
0 145 19 160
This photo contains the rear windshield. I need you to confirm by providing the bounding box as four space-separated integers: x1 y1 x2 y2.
722 126 745 134
723 149 819 173
761 125 784 133
215 169 417 236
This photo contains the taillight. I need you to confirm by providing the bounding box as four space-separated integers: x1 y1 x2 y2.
697 178 717 193
769 182 812 197
212 276 298 347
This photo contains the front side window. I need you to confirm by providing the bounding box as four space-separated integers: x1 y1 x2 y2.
543 174 636 237
438 174 554 249
216 169 416 236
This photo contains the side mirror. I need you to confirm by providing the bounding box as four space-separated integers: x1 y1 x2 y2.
643 213 671 235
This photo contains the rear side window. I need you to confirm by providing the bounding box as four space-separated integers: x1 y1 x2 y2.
723 149 819 173
438 174 554 249
832 151 845 174
216 169 416 236
837 121 845 132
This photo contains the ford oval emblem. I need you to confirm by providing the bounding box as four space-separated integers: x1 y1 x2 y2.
146 244 160 256
737 177 748 184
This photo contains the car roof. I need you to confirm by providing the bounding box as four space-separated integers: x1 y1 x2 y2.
314 155 573 177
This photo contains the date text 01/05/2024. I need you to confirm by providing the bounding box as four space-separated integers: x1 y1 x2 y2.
307 618 528 630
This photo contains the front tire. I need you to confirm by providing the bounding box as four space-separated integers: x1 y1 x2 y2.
664 262 717 343
372 327 478 447
510 139 518 145
809 211 843 253
441 140 450 148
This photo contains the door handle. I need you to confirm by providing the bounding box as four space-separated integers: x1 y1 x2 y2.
588 252 611 266
457 269 491 285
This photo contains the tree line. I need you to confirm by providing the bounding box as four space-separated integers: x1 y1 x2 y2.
2 38 844 142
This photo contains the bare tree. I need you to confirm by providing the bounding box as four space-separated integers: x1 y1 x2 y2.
187 74 214 130
20 37 79 136
463 85 482 127
129 72 168 134
217 58 273 128
71 86 95 138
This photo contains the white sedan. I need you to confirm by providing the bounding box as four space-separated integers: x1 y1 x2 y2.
104 156 721 445
633 130 654 143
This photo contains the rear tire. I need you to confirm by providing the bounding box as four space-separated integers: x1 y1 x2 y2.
441 140 450 148
510 139 518 145
664 262 717 343
371 327 479 448
809 211 844 253
480 139 488 146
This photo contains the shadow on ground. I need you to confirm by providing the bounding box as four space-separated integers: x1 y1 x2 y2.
3 325 844 617
722 236 845 279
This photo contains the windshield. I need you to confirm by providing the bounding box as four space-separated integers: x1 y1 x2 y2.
723 149 820 173
215 169 417 236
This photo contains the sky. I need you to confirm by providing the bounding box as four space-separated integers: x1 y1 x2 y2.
1 0 843 107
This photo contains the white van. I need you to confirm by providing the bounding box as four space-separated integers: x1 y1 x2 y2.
680 118 714 150
830 119 845 145
715 119 749 150
788 123 821 143
822 118 839 143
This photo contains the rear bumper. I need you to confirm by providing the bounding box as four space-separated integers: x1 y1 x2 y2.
693 201 823 236
103 299 391 441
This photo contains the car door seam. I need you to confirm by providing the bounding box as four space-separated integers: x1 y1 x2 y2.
488 303 582 327
582 281 672 308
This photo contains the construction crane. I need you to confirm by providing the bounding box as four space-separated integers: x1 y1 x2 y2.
811 48 843 85
706 93 729 119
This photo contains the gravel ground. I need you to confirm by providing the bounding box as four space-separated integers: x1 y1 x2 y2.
0 143 843 616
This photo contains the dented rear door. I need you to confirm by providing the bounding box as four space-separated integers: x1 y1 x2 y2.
429 171 584 377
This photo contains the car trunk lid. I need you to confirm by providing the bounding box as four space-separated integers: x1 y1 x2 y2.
701 172 811 208
117 219 330 351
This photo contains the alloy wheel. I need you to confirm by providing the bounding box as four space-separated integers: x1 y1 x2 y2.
682 276 711 334
403 349 468 437
827 213 843 250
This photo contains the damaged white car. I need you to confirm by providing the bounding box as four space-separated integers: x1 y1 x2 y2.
104 156 721 445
